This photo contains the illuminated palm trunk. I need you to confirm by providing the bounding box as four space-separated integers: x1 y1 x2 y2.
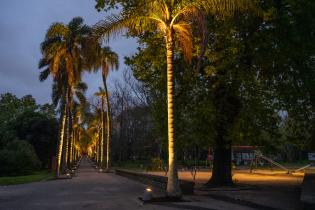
96 133 99 165
56 94 68 177
100 95 105 168
74 131 77 162
67 106 73 168
64 111 69 168
102 75 111 171
77 129 80 160
65 89 72 170
165 29 181 197
70 125 75 165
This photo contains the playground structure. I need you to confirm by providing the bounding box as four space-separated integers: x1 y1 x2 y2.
249 150 314 174
159 148 313 180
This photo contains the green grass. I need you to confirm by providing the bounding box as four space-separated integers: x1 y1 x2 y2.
0 171 53 186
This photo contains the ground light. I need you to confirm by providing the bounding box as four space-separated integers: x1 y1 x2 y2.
142 187 153 201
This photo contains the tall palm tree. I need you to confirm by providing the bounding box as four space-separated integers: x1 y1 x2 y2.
39 17 91 177
94 0 253 197
39 60 69 176
94 87 107 169
85 46 119 172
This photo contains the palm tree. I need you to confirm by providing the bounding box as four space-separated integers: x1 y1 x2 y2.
85 108 102 165
85 46 119 172
67 82 88 168
94 87 107 169
94 0 253 197
39 17 90 177
39 60 69 176
71 100 88 166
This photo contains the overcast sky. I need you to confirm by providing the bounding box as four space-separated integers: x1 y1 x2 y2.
0 0 137 104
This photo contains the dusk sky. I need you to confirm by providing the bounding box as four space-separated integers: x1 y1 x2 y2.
0 0 138 104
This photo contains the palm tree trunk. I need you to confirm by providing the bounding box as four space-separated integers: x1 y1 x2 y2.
65 89 72 171
119 94 124 162
56 99 67 177
70 126 75 166
96 133 99 166
165 30 181 198
67 107 73 169
77 129 80 160
61 111 68 174
102 75 111 171
100 96 105 168
72 128 75 164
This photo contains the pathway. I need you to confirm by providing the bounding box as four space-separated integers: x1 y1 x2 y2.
0 157 282 210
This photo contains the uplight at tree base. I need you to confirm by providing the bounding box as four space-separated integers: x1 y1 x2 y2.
142 187 153 201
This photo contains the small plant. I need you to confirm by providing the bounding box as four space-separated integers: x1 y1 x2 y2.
150 157 164 171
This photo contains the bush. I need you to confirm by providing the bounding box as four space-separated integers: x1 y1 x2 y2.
0 140 41 176
150 157 164 171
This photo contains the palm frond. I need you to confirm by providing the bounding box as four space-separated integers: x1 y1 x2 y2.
45 22 69 39
39 68 50 82
93 14 129 42
93 13 153 42
102 47 119 70
68 17 84 31
75 91 87 105
79 24 92 36
194 0 256 17
95 87 106 97
40 37 62 54
65 54 74 85
38 58 49 69
50 48 66 78
173 22 193 62
51 81 63 107
76 82 88 93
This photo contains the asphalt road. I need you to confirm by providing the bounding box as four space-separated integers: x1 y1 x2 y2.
0 157 153 210
0 157 273 210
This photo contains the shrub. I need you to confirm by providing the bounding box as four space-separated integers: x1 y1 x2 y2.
0 140 41 176
150 157 164 171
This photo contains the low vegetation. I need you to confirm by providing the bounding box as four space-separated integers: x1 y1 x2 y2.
0 171 52 185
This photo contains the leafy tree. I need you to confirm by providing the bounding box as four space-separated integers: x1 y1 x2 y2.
0 93 57 175
9 110 58 168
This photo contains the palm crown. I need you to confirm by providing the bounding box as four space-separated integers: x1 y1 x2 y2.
94 0 253 62
39 17 91 86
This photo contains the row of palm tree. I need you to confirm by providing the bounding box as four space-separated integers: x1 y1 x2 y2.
39 0 255 198
39 17 119 176
87 46 119 171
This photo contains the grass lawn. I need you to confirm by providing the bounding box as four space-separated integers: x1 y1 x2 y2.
0 171 53 185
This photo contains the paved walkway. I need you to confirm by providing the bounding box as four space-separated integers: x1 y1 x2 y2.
0 157 289 210
147 170 303 210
